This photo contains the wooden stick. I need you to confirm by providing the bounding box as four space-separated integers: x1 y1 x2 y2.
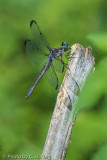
41 44 95 160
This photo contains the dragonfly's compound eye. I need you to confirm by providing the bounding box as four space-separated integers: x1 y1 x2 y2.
61 42 64 46
61 42 69 51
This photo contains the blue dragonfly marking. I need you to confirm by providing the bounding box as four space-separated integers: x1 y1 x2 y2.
24 20 71 99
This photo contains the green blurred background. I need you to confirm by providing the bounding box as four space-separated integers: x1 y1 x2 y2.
0 0 107 159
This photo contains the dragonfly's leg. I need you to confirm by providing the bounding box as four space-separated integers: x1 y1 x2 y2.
64 53 70 59
61 55 69 64
61 54 71 64
61 55 68 65
63 63 70 73
64 63 68 66
61 54 63 62
66 51 71 56
64 53 76 59
63 62 68 66
60 55 65 73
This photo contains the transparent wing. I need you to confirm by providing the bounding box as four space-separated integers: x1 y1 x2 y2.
30 20 52 54
24 40 48 66
44 64 58 90
52 58 64 73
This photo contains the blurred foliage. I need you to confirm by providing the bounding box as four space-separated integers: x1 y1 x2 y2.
0 0 107 160
91 142 107 160
87 32 107 52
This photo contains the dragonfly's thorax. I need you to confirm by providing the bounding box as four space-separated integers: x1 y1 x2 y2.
50 47 64 60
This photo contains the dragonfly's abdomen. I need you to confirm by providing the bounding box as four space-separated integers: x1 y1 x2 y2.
25 62 51 98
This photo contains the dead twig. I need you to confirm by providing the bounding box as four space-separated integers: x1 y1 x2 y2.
41 43 95 160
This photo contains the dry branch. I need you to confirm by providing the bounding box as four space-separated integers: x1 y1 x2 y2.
41 43 95 160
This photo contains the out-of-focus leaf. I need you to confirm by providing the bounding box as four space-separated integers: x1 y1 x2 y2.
87 32 107 52
91 142 107 160
73 57 107 115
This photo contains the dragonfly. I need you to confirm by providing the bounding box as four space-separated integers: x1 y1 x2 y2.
24 20 71 99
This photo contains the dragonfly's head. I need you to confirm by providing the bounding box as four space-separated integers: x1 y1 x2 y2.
61 42 69 51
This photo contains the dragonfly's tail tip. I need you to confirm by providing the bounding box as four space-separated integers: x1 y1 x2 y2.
25 94 29 99
25 96 27 99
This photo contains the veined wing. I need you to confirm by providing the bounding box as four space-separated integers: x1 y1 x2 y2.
24 40 48 66
44 64 58 90
30 20 52 54
52 58 64 73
